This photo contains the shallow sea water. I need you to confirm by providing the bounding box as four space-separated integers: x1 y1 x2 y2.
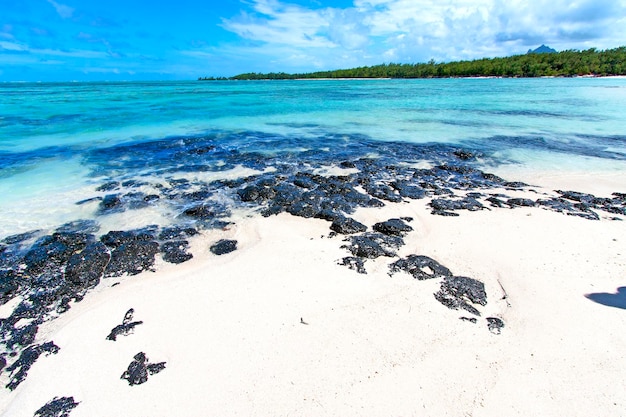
1 78 625 237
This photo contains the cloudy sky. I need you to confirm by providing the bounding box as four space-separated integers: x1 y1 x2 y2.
1 0 625 81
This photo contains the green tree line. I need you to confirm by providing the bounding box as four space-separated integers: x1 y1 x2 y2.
199 47 626 80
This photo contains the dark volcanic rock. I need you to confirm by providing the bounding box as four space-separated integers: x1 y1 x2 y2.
210 239 238 255
460 316 478 323
391 180 426 199
434 276 487 316
430 197 484 215
160 240 193 264
99 194 123 213
373 218 413 236
341 233 403 259
389 255 452 280
507 198 536 207
56 220 100 234
107 308 143 341
158 226 198 241
105 241 159 277
6 322 39 350
64 242 111 288
486 317 505 334
120 352 166 386
100 228 157 249
338 256 367 274
96 181 120 192
1 269 20 305
364 183 403 203
34 396 79 417
5 341 60 390
183 204 218 219
23 233 93 276
330 217 367 235
2 231 40 245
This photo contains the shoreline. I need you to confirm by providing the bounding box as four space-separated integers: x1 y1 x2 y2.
1 118 625 416
1 168 626 416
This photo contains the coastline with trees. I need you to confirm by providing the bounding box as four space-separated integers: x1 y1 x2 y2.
200 46 626 80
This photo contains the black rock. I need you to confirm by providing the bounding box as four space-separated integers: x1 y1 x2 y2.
486 196 509 208
34 396 79 417
330 217 367 235
5 322 39 350
120 352 166 386
453 149 475 160
460 316 478 323
23 233 93 276
338 256 367 274
486 317 505 334
158 226 198 241
364 184 403 203
1 269 20 305
105 240 159 277
64 242 111 288
391 180 426 199
183 204 218 219
557 190 596 204
100 228 157 249
389 255 452 280
99 194 123 213
160 240 193 264
341 233 402 259
210 239 237 255
5 341 60 390
430 197 483 214
373 218 413 236
96 181 120 192
507 198 536 207
56 220 100 234
434 276 487 316
2 231 40 245
107 308 143 341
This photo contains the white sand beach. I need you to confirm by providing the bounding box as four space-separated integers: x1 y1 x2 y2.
1 177 625 417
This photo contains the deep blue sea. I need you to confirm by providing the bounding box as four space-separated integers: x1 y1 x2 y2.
1 78 625 238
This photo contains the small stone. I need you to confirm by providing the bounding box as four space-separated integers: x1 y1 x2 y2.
34 396 79 417
210 239 237 255
106 308 143 341
487 317 505 334
389 255 452 280
121 352 166 386
330 217 367 235
373 218 413 236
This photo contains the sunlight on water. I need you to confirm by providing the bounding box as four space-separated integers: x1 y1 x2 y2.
0 78 625 238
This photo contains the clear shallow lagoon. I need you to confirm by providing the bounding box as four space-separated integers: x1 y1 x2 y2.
1 78 625 237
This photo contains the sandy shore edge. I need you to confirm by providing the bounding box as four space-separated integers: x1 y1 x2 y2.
1 177 625 417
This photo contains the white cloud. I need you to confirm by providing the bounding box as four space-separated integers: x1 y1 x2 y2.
0 41 28 52
217 0 626 72
46 0 75 19
222 0 336 48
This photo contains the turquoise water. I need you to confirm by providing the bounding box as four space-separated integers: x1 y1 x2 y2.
1 78 625 237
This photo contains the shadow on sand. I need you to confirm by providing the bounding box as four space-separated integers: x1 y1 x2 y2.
585 286 626 310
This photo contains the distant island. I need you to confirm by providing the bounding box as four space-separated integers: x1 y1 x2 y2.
200 46 625 80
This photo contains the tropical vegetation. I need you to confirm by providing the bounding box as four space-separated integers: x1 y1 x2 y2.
199 47 626 80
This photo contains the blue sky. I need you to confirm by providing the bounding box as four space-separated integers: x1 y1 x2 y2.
1 0 625 81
